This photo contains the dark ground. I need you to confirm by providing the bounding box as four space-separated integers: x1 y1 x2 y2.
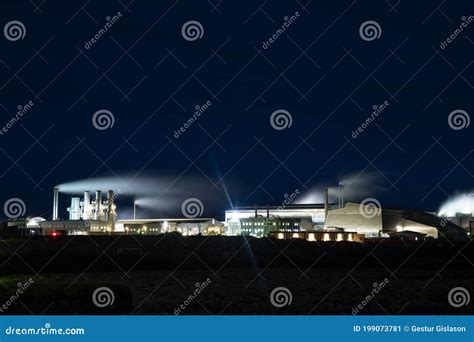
0 234 473 315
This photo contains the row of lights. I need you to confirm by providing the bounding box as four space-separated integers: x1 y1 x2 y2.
277 232 353 242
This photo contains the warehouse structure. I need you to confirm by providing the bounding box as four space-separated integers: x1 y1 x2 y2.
325 203 468 241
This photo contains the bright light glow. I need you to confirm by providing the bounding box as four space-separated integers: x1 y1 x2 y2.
323 233 330 241
292 233 299 238
337 233 343 241
396 225 403 232
348 233 353 241
278 233 284 239
52 232 57 237
307 233 315 241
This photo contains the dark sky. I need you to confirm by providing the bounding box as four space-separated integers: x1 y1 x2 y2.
0 0 472 220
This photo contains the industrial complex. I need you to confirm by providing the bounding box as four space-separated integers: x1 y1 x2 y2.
1 187 471 242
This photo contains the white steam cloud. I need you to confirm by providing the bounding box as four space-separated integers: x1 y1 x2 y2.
296 171 387 205
56 174 242 219
438 192 474 217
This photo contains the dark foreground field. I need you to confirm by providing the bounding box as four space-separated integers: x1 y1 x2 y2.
0 234 473 315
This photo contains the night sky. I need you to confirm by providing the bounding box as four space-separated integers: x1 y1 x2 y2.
0 0 472 220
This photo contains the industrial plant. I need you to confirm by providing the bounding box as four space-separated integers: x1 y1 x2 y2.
1 186 471 242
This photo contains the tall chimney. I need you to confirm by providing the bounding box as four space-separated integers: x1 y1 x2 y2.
83 191 91 220
338 185 342 208
254 205 257 218
53 187 59 220
95 190 102 220
341 186 344 208
324 188 329 220
107 190 114 230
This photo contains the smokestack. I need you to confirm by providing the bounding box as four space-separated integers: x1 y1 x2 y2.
95 190 102 220
341 186 344 207
254 205 257 218
107 190 114 230
324 188 329 220
53 187 59 220
83 191 91 220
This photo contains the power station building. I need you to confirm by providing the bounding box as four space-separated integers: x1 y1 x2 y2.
39 188 117 235
36 188 224 236
225 204 327 236
2 187 467 242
